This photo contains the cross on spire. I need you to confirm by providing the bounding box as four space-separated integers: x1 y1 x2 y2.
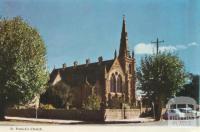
151 38 164 54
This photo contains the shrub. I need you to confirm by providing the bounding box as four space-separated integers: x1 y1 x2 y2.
82 95 101 110
108 96 123 109
40 104 55 109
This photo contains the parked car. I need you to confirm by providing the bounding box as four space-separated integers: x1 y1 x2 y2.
163 109 186 120
179 108 195 119
179 108 200 118
194 110 200 118
191 110 200 118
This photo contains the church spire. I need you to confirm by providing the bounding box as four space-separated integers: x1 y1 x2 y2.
119 15 128 58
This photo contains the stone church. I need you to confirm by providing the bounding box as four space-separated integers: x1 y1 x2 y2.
49 16 136 108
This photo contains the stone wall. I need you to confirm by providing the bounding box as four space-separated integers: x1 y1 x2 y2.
104 109 141 121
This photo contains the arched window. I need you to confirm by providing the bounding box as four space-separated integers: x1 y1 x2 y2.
110 74 116 92
117 75 122 92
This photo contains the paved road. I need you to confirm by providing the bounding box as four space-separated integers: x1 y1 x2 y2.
0 121 49 126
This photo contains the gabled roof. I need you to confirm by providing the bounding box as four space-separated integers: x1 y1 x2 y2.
49 59 114 86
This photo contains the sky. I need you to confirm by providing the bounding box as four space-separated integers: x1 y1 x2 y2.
1 0 200 74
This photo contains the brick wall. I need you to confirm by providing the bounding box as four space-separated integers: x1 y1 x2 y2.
6 108 141 122
6 109 104 121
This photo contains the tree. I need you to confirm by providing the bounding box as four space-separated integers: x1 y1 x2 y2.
0 17 48 120
51 81 74 109
82 94 101 110
176 74 199 101
40 85 63 108
137 52 186 120
40 81 74 109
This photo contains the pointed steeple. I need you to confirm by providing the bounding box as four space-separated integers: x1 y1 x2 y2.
122 15 127 34
132 50 135 58
119 15 129 58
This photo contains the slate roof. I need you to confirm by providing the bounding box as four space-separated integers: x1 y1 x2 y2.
49 59 114 86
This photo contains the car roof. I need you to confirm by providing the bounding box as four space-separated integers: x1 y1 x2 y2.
168 109 180 111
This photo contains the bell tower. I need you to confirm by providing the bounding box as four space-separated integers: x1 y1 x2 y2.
118 15 136 104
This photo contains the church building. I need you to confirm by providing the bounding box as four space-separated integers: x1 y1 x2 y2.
49 16 136 108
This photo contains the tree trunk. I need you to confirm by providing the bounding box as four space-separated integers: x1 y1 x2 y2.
155 99 162 121
0 104 6 120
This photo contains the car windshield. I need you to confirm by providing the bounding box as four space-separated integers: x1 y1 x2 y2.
168 109 180 113
179 108 192 113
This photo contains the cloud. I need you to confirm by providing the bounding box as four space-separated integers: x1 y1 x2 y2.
159 46 177 52
134 42 199 55
175 45 187 50
187 42 200 47
134 43 155 54
134 43 177 55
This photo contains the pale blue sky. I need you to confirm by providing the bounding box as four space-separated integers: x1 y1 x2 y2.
1 0 200 74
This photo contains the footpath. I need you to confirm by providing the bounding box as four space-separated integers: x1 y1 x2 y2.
5 116 154 124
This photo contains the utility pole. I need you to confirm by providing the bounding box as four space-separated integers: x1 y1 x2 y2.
151 38 164 120
151 38 164 54
152 102 155 120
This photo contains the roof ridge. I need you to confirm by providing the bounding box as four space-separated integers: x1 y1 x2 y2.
54 59 114 70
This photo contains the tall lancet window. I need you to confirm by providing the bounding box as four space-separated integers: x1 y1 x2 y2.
129 64 132 74
117 75 122 92
110 74 116 92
